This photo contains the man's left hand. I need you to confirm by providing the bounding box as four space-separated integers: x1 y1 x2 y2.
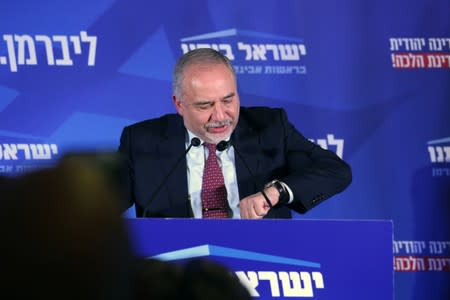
239 187 279 219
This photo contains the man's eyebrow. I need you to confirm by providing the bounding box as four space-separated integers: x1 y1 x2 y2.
194 99 214 105
222 92 235 100
194 93 234 105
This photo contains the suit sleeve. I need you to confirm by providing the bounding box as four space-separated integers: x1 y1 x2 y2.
278 109 352 213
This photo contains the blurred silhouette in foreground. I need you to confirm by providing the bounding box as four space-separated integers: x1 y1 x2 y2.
0 155 134 299
180 259 252 300
133 258 251 300
0 153 252 300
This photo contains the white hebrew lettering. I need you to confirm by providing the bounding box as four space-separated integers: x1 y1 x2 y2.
188 43 197 51
0 144 59 160
315 139 328 150
35 35 55 65
298 44 306 55
400 54 411 67
392 54 428 68
411 54 424 67
279 271 313 297
393 241 400 254
265 44 280 60
401 38 411 51
50 144 58 155
428 54 443 68
429 241 450 254
401 241 414 254
311 272 324 289
428 257 443 271
395 256 426 271
278 44 300 61
435 147 445 162
432 168 450 177
426 54 450 68
52 35 73 66
70 36 82 54
428 146 437 162
436 258 450 270
399 257 412 271
80 31 97 66
29 144 52 160
235 271 260 297
313 135 344 159
412 241 426 254
1 144 19 160
0 165 14 173
218 44 235 60
258 271 280 297
428 38 440 51
238 42 252 60
194 43 211 49
2 32 97 70
393 54 406 68
390 38 400 51
17 144 31 160
327 134 344 159
248 65 262 74
14 34 37 65
395 240 427 254
415 257 425 271
428 38 450 51
412 38 425 51
181 43 190 54
394 257 401 271
443 55 450 67
251 44 267 61
397 38 425 51
3 34 18 72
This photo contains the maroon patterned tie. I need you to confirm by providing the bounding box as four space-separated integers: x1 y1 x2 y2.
201 143 229 218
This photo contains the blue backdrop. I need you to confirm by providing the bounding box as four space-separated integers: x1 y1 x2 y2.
1 1 449 298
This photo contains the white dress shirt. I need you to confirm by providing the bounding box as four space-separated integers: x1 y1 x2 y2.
185 130 241 218
185 130 294 218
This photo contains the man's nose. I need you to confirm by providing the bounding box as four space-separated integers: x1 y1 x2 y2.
212 102 226 120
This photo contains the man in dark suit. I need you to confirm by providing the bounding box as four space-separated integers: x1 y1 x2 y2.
119 48 351 219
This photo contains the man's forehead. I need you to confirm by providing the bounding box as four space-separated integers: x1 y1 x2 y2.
192 92 236 103
183 62 233 76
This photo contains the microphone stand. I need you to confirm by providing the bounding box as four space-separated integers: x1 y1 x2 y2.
142 137 201 217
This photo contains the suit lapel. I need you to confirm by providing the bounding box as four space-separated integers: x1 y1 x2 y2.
232 115 261 199
155 110 261 214
158 115 192 216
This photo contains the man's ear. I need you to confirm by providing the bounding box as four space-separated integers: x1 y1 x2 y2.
172 95 183 116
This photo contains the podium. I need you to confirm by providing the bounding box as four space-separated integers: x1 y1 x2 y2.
126 219 393 299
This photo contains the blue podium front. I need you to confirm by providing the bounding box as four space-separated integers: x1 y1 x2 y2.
126 219 393 299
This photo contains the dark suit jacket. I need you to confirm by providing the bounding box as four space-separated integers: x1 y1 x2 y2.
119 106 352 218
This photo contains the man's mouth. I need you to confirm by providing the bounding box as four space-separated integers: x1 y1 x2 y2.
205 120 232 134
207 124 229 133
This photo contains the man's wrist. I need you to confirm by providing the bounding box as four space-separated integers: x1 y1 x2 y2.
263 179 289 206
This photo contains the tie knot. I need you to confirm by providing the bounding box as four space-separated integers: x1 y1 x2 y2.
204 143 216 153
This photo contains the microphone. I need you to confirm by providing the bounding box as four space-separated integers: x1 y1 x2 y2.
216 140 230 152
142 137 201 217
228 140 273 209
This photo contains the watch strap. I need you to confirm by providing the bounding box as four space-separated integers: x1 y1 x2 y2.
264 180 289 205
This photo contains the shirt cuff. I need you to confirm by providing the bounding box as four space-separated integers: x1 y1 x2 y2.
279 181 294 204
